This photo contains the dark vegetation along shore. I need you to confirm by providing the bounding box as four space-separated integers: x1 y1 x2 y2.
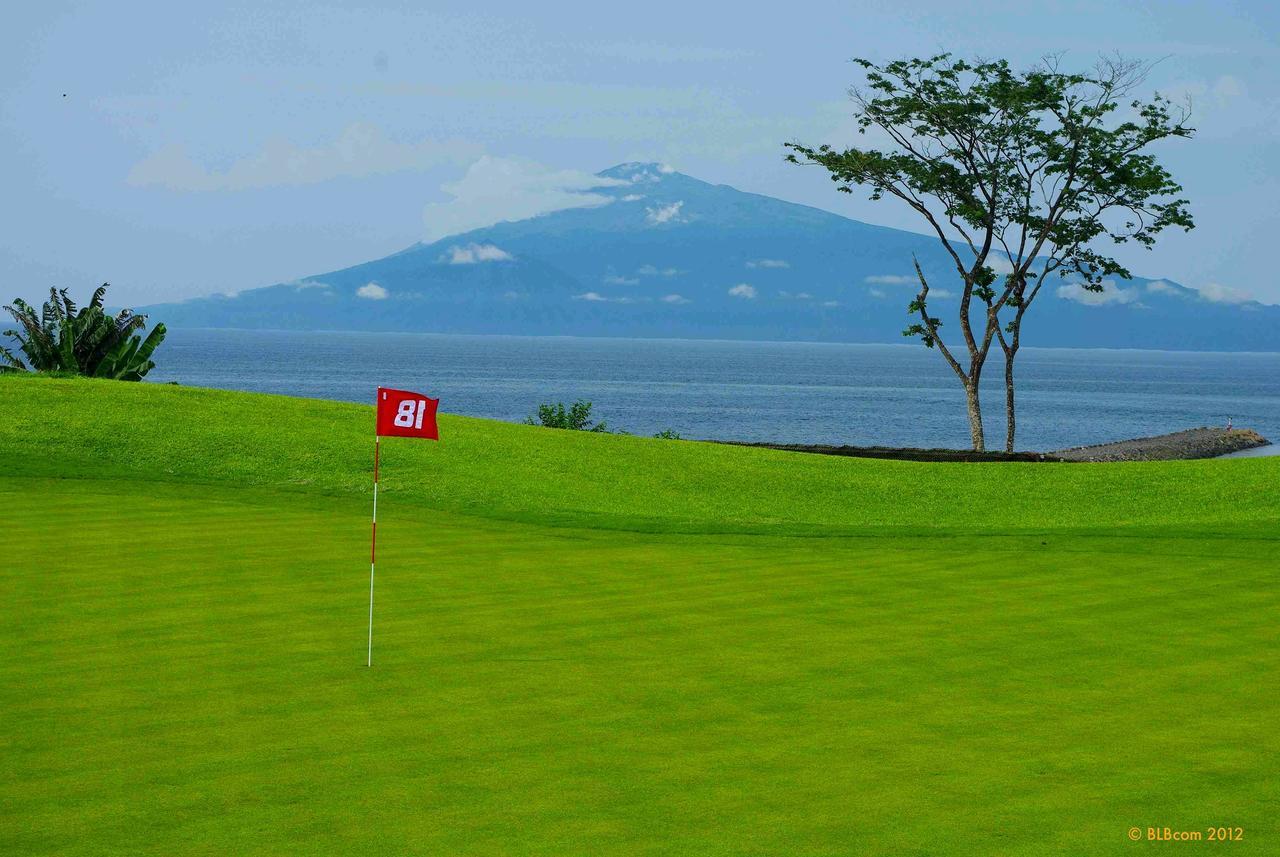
720 442 1058 463
727 427 1269 463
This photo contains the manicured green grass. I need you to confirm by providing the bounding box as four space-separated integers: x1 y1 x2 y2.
2 374 1277 536
1 375 1277 855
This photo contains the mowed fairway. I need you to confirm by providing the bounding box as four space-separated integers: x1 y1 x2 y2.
2 376 1278 855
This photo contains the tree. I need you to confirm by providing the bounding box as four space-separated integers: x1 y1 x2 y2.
3 284 167 381
787 54 1193 451
524 400 608 432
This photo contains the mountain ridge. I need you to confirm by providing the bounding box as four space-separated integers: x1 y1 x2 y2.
141 162 1279 351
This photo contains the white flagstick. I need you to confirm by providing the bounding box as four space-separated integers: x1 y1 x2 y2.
368 434 380 667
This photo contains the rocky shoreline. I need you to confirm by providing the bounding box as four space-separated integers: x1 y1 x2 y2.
722 427 1270 463
1051 427 1269 462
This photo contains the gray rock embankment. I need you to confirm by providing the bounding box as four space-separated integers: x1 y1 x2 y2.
1053 427 1269 462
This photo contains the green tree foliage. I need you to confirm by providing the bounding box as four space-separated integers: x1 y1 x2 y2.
787 55 1193 451
2 284 167 381
525 400 608 432
0 342 22 373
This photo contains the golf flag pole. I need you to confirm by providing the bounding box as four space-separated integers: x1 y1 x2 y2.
368 387 440 667
368 434 379 667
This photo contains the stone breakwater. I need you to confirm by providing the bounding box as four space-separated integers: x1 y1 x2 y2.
1052 427 1270 462
721 427 1269 463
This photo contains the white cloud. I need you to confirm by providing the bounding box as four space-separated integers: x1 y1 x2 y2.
868 288 886 299
357 283 388 300
822 300 840 307
931 290 956 299
1061 278 1266 307
502 290 522 301
779 291 813 300
645 200 685 224
604 274 639 285
1146 280 1269 305
1165 74 1247 111
865 274 916 285
728 284 757 299
441 243 514 264
982 254 1015 275
573 291 640 304
637 265 680 277
747 259 790 269
128 123 479 191
661 294 691 304
620 194 645 202
294 280 331 292
422 156 629 242
1197 282 1254 304
1056 280 1140 306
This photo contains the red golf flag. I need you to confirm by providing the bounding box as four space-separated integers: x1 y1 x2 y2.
375 387 440 440
368 386 439 667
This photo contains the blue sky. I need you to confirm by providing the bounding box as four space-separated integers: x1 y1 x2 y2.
3 1 1277 307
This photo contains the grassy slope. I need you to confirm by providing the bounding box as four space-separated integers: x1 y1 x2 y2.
1 374 1277 536
2 375 1278 856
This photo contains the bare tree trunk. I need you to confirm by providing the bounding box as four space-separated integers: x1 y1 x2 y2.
1003 349 1017 453
907 257 993 452
964 381 985 451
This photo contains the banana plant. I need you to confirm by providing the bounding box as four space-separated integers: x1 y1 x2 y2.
0 343 22 373
95 322 167 381
2 284 166 380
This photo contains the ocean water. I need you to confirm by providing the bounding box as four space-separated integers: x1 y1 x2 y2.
147 329 1280 452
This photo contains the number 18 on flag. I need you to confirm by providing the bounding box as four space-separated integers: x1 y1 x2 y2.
368 387 440 667
376 387 440 439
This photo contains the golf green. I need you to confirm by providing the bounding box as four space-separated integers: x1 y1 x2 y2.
1 375 1277 855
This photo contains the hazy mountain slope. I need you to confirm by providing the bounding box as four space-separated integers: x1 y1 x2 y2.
144 163 1279 350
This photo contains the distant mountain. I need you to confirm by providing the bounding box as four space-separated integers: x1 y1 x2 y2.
143 162 1279 351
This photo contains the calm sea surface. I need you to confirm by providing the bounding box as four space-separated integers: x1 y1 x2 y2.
148 329 1280 452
